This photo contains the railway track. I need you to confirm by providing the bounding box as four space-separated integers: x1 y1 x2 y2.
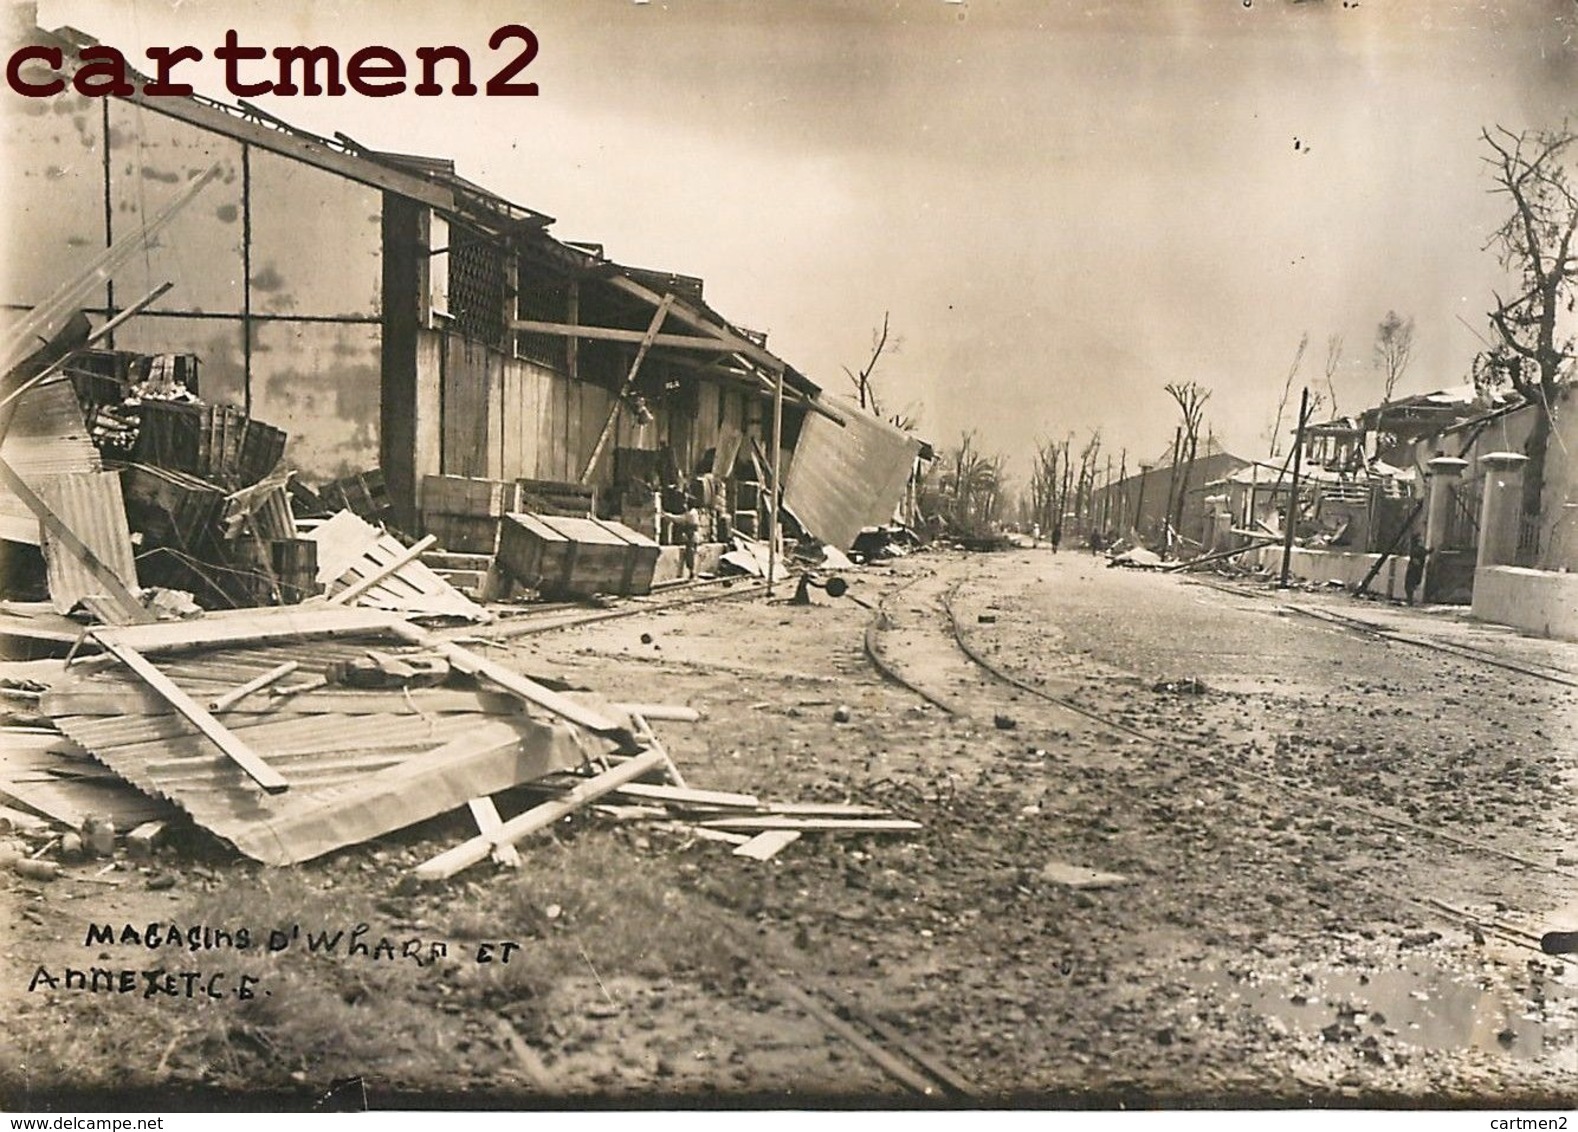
471 567 981 1100
861 562 1578 955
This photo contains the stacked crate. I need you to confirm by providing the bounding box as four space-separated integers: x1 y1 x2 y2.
421 474 522 555
497 513 661 599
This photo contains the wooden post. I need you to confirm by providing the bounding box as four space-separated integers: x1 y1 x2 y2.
767 364 785 595
1132 465 1150 536
1279 387 1311 589
414 748 666 880
565 279 580 381
580 295 673 484
1163 427 1182 553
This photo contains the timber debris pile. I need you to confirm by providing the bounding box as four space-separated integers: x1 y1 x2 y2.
0 125 932 883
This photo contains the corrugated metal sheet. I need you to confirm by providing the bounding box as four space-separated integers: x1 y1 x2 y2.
45 637 607 864
0 380 102 545
782 394 920 551
37 471 141 619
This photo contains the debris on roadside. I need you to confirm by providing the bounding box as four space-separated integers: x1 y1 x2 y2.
1152 678 1209 695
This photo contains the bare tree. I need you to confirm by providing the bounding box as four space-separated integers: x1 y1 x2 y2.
1029 436 1065 537
1373 310 1415 404
1482 123 1578 533
1164 381 1213 549
1323 333 1344 418
1072 430 1102 534
844 312 892 414
1269 333 1309 458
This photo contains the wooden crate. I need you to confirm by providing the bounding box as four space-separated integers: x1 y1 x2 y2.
321 469 392 523
422 474 522 519
497 513 660 598
423 512 502 555
516 478 596 518
232 537 321 605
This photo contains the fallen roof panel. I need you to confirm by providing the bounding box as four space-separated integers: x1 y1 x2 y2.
46 636 610 864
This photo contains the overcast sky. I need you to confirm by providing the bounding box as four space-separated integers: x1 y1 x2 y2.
30 0 1578 478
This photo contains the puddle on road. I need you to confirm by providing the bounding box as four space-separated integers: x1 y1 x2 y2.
1199 962 1569 1062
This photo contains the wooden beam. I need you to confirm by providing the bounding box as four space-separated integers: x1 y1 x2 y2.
208 661 300 712
327 534 438 605
733 829 801 861
565 279 580 381
511 318 737 352
609 703 700 723
612 782 759 809
467 796 522 868
91 606 403 654
121 93 453 210
414 748 666 880
602 272 785 373
0 459 151 625
387 625 634 746
697 817 922 832
580 294 673 483
90 634 289 794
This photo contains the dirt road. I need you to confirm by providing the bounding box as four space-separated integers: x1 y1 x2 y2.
4 548 1575 1107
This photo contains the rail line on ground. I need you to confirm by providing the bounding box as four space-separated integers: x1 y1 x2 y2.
858 563 1574 957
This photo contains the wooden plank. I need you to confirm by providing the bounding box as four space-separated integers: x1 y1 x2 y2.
467 796 522 868
509 319 736 352
761 802 892 817
329 535 438 605
660 822 751 845
413 748 666 880
89 634 290 795
208 661 300 712
609 703 701 723
92 606 403 654
732 829 801 861
389 625 632 744
613 782 759 809
697 817 922 833
580 294 674 483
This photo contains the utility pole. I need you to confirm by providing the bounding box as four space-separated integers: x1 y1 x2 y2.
1101 455 1113 532
1163 427 1182 553
1133 463 1151 538
767 365 785 596
1116 448 1128 534
1279 387 1311 588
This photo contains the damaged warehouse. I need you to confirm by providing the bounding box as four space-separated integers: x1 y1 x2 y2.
0 22 928 889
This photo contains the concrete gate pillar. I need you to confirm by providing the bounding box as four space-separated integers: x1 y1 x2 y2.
1423 456 1469 552
1476 452 1529 569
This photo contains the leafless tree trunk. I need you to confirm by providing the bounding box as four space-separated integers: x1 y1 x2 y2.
1482 124 1578 537
1323 334 1344 418
1165 381 1213 548
844 312 891 413
1373 311 1414 404
1269 333 1309 458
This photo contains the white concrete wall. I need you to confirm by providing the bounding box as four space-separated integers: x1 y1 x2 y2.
1251 545 1407 598
1472 566 1578 642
